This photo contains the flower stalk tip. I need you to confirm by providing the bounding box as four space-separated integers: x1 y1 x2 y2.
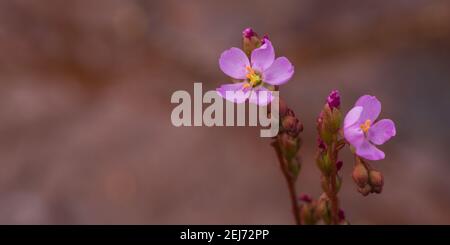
242 28 256 39
327 90 341 110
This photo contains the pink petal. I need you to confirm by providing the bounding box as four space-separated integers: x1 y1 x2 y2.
344 124 365 148
250 39 275 72
216 82 250 104
355 140 385 161
262 57 294 85
344 106 363 129
355 95 381 123
368 119 396 145
219 48 250 79
248 87 274 106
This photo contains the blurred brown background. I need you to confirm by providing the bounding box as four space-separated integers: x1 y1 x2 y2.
0 0 449 224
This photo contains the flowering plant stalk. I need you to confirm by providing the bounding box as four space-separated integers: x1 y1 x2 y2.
217 28 396 225
271 99 303 225
315 91 346 224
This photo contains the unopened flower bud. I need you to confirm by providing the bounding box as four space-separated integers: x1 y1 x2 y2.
352 163 369 188
317 153 332 175
279 134 299 160
242 28 256 39
299 194 312 203
320 103 342 135
282 115 296 130
242 27 261 56
331 108 342 132
369 170 384 194
317 112 333 144
327 90 341 110
357 185 372 196
369 170 383 187
282 115 302 136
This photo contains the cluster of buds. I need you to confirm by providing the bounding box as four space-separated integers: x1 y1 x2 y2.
298 194 320 225
276 98 304 180
352 156 384 196
299 193 348 225
271 93 304 225
316 90 346 224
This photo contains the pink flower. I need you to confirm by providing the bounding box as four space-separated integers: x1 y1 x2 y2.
344 95 396 161
216 39 294 105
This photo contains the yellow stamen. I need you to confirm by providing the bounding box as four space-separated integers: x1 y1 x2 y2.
242 83 251 89
360 119 371 133
246 66 254 74
245 66 261 86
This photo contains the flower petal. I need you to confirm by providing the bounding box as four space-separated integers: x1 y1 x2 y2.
216 82 250 104
355 140 385 161
368 119 396 145
355 95 381 123
250 39 275 72
344 124 365 148
262 57 294 85
219 48 250 79
344 106 363 129
248 87 274 106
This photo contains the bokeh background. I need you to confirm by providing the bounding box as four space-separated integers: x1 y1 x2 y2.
0 0 449 224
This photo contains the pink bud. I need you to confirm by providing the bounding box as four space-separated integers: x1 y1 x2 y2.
299 194 312 203
242 27 256 39
327 90 341 109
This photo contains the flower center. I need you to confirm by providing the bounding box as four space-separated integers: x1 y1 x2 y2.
360 119 371 133
244 66 262 88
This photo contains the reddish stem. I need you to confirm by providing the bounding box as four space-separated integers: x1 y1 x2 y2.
272 140 301 225
327 143 339 225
